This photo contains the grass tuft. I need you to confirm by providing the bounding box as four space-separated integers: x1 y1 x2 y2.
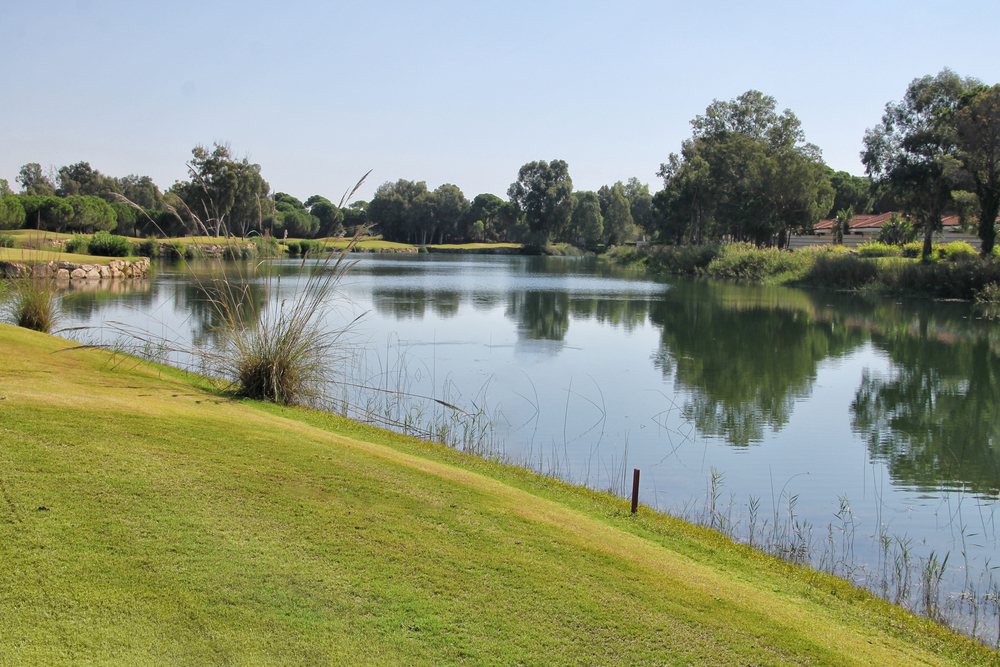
2 274 61 333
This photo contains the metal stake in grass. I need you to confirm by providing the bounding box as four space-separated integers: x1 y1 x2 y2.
631 468 640 514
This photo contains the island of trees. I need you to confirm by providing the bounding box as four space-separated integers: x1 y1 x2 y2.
2 69 997 261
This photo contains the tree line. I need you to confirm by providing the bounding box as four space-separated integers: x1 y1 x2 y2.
3 69 997 257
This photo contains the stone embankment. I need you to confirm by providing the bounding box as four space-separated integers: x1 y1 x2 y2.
0 257 152 280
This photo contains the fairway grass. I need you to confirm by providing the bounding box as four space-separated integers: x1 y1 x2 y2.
0 324 994 666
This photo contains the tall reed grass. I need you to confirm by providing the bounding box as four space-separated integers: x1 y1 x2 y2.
1 263 61 333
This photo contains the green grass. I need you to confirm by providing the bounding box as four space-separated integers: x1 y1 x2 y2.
0 324 993 666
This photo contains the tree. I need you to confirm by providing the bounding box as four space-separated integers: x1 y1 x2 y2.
66 195 117 233
598 182 637 245
57 161 120 198
507 160 574 247
658 91 832 247
172 143 269 237
16 163 55 196
956 84 1000 255
862 69 980 259
832 207 853 245
434 184 470 244
367 179 429 243
0 195 26 230
568 191 603 246
19 196 74 232
465 193 505 241
623 177 653 236
828 168 874 215
305 196 344 237
117 174 164 210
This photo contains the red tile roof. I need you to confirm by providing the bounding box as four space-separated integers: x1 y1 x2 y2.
813 213 965 231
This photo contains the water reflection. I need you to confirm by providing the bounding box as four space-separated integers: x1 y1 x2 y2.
853 334 1000 497
649 281 865 446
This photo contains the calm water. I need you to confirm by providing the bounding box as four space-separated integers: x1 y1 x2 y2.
57 254 1000 639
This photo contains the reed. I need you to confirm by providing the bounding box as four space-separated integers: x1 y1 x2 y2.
2 270 61 333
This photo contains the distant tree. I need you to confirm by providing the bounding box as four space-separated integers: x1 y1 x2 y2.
658 90 832 247
117 174 164 210
172 143 269 237
57 161 120 198
19 196 74 232
342 200 368 234
465 193 505 241
305 196 345 237
623 177 653 236
367 179 429 243
598 182 638 245
827 168 874 215
16 163 56 196
66 195 117 233
956 83 1000 255
0 195 26 230
568 191 603 246
0 179 11 196
862 69 980 259
429 183 470 244
507 159 574 247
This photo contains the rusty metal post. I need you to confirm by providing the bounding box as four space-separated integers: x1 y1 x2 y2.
631 468 640 514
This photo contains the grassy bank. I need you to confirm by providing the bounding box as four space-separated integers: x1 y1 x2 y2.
0 324 994 665
610 243 1000 300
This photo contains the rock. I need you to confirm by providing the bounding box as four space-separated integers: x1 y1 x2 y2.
55 269 70 280
70 268 87 279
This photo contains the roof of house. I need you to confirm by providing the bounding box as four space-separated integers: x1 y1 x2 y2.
813 212 964 231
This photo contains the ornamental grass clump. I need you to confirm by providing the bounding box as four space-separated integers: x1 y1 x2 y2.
201 233 363 406
2 273 61 333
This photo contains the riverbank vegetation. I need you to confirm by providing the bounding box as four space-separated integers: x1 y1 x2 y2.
609 242 1000 300
1 323 995 665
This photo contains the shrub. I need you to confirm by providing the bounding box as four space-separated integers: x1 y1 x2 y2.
298 239 326 256
939 241 977 262
974 282 1000 303
252 235 281 257
877 214 916 246
166 240 186 259
901 242 925 258
0 232 18 248
222 244 254 260
705 243 811 282
65 234 89 254
857 241 902 258
139 237 160 257
285 241 301 256
799 251 879 290
87 230 134 257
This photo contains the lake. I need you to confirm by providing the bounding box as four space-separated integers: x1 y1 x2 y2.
57 253 1000 641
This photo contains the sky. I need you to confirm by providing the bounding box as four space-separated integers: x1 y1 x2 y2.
4 0 1000 204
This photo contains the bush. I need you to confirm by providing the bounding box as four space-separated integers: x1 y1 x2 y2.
166 240 186 259
252 235 281 257
705 243 811 282
0 232 18 248
139 237 160 257
939 241 977 262
285 241 301 256
901 242 925 258
65 234 89 254
857 241 902 258
974 282 1000 303
222 244 254 260
87 230 134 257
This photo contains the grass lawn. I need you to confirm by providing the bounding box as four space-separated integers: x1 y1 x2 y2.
0 324 994 665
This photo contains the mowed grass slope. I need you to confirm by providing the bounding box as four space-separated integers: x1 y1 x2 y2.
0 324 993 666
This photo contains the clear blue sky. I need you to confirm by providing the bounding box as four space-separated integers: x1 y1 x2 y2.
4 0 999 203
